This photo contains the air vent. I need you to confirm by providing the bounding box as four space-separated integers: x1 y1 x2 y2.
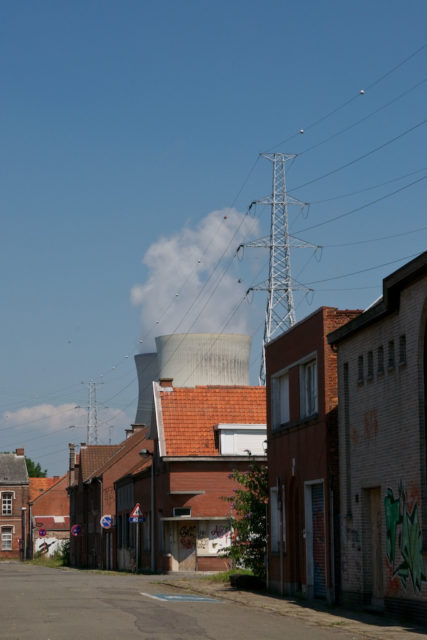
173 507 191 517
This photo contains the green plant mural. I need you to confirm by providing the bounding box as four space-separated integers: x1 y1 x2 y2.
384 482 426 592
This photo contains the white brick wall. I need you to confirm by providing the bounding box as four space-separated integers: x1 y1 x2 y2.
337 278 427 607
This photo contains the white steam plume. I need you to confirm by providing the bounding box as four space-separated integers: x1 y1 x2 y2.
131 208 260 343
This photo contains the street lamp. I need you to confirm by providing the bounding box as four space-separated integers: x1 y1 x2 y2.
21 507 27 561
139 449 155 573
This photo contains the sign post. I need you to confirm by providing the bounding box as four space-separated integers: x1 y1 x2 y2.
129 504 145 572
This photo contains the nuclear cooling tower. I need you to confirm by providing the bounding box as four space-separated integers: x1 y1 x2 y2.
134 334 252 426
133 353 158 426
155 333 251 387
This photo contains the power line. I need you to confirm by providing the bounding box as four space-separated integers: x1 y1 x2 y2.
323 224 427 248
293 174 427 234
298 75 427 157
304 252 422 285
310 167 427 204
267 40 427 151
290 118 427 193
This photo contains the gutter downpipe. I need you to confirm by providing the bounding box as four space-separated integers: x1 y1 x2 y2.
151 447 155 573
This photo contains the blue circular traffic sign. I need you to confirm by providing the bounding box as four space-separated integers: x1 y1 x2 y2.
71 524 81 536
39 529 47 537
100 515 112 530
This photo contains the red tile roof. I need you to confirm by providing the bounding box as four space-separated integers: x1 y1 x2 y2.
157 385 266 456
29 477 58 502
80 445 120 482
85 427 151 482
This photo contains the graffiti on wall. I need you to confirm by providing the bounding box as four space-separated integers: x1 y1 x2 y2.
179 525 196 550
384 482 426 592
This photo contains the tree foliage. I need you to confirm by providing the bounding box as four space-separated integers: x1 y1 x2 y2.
25 457 47 477
222 458 268 579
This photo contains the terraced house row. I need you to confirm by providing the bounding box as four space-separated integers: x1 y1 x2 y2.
4 252 424 624
266 251 427 623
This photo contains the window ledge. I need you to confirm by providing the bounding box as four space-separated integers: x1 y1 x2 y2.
272 413 320 434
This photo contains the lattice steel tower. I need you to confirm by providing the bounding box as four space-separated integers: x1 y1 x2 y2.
242 153 317 384
87 380 99 445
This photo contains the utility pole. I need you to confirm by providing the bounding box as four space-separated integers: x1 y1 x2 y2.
240 153 318 384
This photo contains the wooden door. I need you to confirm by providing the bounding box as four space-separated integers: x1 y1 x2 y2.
178 523 197 571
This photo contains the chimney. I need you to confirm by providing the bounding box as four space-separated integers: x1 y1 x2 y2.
125 428 133 439
131 424 147 432
159 377 173 388
16 448 24 456
69 443 76 470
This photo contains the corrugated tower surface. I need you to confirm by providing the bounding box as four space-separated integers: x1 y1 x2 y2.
155 333 251 386
134 334 252 426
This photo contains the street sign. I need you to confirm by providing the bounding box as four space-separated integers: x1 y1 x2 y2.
71 524 81 536
129 516 146 524
130 503 143 518
39 529 47 537
100 515 112 530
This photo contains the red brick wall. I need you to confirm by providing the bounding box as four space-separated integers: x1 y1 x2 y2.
0 484 30 559
265 307 361 598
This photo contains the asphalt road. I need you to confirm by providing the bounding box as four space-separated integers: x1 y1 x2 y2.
0 563 360 640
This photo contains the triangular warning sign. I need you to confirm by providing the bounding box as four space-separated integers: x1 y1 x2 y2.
130 503 143 517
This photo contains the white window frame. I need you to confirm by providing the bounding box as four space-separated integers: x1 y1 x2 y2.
217 424 267 456
300 356 318 418
1 492 13 516
269 486 286 553
271 371 290 430
1 527 13 551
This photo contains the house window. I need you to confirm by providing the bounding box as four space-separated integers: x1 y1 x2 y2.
388 340 395 369
2 493 12 516
1 527 12 551
377 345 384 375
367 351 374 379
300 360 317 418
399 335 407 365
272 372 290 430
218 424 266 455
357 355 364 384
173 507 191 517
269 486 285 553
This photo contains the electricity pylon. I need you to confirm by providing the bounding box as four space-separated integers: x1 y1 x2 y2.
240 153 318 384
82 380 103 444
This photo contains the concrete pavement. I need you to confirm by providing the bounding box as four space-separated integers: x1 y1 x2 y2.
158 574 427 640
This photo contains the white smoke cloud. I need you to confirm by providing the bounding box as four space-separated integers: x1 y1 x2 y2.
131 208 260 342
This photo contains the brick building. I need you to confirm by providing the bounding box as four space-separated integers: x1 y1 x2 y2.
68 443 120 568
266 307 361 600
0 449 29 559
116 382 266 573
68 427 152 570
328 251 427 621
30 474 70 557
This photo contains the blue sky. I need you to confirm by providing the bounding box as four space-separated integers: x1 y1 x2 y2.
1 1 426 474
